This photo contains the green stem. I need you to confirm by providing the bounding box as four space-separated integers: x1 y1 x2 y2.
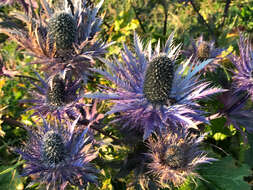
189 0 214 38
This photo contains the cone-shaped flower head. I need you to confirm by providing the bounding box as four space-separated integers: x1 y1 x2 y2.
87 33 224 139
22 72 85 120
143 56 175 105
0 0 108 77
42 131 66 165
48 12 77 57
230 35 253 100
197 41 211 61
16 118 98 189
147 130 215 188
47 75 67 107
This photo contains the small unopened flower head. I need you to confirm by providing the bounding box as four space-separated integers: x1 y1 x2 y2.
86 32 224 139
143 55 174 105
16 118 98 189
182 35 224 73
197 41 211 61
147 130 214 188
194 36 222 61
48 12 77 57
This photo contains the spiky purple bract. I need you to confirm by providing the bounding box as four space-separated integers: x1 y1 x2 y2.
86 33 224 139
22 73 85 120
230 35 253 100
16 118 98 190
219 91 253 140
147 130 215 188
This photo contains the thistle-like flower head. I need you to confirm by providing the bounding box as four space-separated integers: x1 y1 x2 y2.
183 35 224 73
147 130 214 188
197 41 211 61
47 75 67 107
87 33 224 139
0 0 108 77
22 72 85 120
194 36 223 61
16 118 98 190
42 130 66 165
230 35 253 100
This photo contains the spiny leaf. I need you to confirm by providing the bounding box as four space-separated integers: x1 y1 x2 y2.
197 156 251 190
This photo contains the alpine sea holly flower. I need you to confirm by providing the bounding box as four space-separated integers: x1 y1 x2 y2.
230 35 253 100
16 118 98 190
86 33 224 139
22 72 85 120
0 0 108 78
194 35 223 61
147 130 215 188
183 35 224 72
218 90 253 139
